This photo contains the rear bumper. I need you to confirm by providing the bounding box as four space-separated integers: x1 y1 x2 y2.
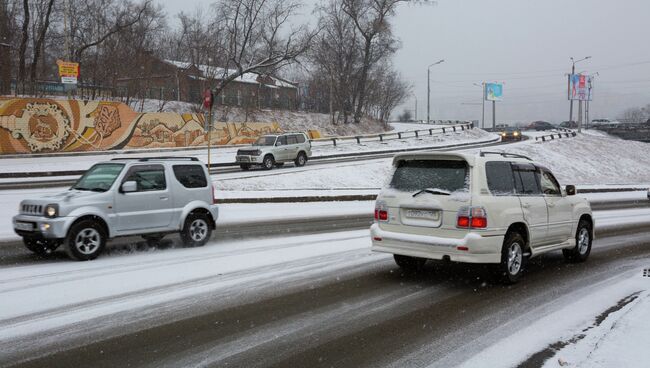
209 205 219 226
370 223 503 264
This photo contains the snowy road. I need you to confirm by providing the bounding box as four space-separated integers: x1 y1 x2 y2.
1 220 650 367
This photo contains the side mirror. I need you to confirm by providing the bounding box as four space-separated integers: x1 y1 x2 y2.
566 185 576 196
121 181 137 193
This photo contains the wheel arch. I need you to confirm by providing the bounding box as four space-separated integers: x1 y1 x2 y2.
180 203 216 230
67 215 110 239
505 222 530 254
577 213 594 239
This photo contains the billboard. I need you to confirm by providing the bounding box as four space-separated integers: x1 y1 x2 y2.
485 83 503 101
568 74 593 101
57 60 80 84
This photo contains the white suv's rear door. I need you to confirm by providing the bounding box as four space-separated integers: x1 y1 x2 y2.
513 163 549 246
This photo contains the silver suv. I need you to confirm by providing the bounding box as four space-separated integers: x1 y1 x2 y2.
371 151 593 283
236 132 312 170
12 157 219 261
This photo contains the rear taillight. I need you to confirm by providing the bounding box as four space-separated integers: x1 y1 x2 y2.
374 201 388 222
457 206 487 229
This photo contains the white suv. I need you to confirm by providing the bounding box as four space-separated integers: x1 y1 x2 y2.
370 151 593 283
13 157 218 261
236 132 312 170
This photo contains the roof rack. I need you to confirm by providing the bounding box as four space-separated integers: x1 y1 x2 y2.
110 157 199 162
479 151 532 161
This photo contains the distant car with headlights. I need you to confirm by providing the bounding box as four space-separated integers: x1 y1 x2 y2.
12 157 218 261
498 126 523 141
527 121 556 131
236 132 312 170
370 151 593 283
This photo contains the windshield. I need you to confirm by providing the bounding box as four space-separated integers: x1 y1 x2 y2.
72 163 125 192
389 159 469 193
254 136 278 146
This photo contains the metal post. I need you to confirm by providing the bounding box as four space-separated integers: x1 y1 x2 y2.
492 100 496 130
481 83 485 129
427 68 430 123
207 107 212 171
578 100 583 133
414 97 418 121
569 63 575 123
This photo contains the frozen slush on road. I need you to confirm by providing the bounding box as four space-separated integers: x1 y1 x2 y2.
12 157 218 260
371 151 594 283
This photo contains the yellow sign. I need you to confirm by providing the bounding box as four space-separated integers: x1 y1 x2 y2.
56 60 79 77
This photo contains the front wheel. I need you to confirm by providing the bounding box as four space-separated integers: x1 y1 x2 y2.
262 155 275 170
394 254 426 272
180 213 212 247
497 232 525 284
563 219 592 263
23 238 61 256
64 220 107 261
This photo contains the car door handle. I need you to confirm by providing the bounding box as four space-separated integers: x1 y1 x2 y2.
160 196 169 200
522 203 531 209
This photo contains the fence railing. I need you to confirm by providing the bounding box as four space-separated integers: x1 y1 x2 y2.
311 122 474 147
535 129 577 142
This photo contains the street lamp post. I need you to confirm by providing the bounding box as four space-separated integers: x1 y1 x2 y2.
427 59 445 123
473 82 485 129
569 56 591 124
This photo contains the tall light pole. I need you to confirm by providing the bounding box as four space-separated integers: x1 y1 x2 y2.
427 59 445 123
569 56 591 123
473 82 485 129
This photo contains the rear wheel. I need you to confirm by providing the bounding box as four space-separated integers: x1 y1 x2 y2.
294 152 307 167
64 220 107 261
394 254 426 272
563 219 592 263
23 238 61 256
180 213 212 247
497 232 525 284
262 155 275 170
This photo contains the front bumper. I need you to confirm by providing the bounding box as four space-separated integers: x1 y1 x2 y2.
370 223 504 264
236 155 261 164
12 214 70 239
209 205 219 227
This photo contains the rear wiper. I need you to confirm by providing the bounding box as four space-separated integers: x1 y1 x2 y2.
412 188 451 197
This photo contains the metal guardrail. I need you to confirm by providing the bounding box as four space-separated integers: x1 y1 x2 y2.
535 130 577 142
311 122 473 147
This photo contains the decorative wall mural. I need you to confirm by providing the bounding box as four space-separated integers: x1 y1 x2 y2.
0 98 282 154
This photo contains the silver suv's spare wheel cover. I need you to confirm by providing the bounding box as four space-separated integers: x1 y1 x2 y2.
578 227 590 254
508 242 523 275
75 228 101 255
190 219 208 242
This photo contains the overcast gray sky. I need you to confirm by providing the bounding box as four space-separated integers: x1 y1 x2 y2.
159 0 650 123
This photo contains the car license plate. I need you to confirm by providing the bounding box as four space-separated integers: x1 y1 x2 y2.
15 221 34 231
405 209 439 220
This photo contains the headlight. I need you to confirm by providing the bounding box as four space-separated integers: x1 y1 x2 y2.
513 131 519 136
253 149 262 156
45 204 59 218
501 133 506 136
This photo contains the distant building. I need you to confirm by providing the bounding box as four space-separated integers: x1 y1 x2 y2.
115 53 299 110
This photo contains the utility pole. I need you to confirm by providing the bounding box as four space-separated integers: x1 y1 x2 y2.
473 82 485 129
427 59 444 123
492 100 496 130
414 96 418 121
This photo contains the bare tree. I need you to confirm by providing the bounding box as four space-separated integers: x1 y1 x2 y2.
0 0 19 94
28 0 55 93
16 0 29 93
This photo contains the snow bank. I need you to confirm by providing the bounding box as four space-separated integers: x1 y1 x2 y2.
463 132 650 185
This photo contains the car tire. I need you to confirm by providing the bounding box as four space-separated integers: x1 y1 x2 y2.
563 219 592 263
64 220 107 261
240 164 250 171
393 254 426 272
497 232 525 284
23 238 61 256
294 152 307 167
180 212 212 247
262 155 275 170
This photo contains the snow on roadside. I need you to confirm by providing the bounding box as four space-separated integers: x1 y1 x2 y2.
458 269 649 368
462 132 650 185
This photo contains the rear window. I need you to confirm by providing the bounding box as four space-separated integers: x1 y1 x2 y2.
295 134 306 143
173 165 208 188
389 159 469 193
486 161 516 195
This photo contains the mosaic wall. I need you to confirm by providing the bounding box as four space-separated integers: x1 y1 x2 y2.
0 98 282 154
